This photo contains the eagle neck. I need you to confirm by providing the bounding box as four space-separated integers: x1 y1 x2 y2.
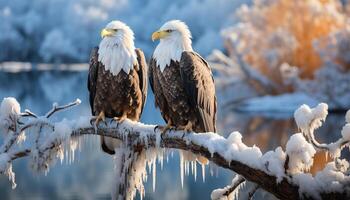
98 36 137 76
153 37 192 72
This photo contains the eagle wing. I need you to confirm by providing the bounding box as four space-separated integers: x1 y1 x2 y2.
87 47 99 115
135 48 148 113
180 51 217 132
149 58 170 123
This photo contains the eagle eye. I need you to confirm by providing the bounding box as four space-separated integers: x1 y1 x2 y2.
165 29 173 33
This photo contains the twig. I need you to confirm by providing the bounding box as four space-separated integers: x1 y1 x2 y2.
223 175 245 196
248 185 259 200
20 109 38 118
229 40 280 94
45 99 81 118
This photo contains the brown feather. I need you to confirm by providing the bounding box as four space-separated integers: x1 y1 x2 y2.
149 51 217 133
88 47 148 154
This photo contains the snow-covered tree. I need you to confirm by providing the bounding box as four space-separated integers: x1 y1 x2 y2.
0 0 249 63
212 0 350 110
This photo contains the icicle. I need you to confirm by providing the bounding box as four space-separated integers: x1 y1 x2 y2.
180 152 184 188
186 160 190 176
152 159 156 192
191 161 194 176
201 163 206 182
194 161 197 182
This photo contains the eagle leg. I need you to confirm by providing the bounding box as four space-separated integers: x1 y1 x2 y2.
90 111 107 129
161 121 175 135
113 114 127 127
177 121 193 132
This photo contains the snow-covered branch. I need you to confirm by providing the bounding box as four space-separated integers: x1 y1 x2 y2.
1 97 350 200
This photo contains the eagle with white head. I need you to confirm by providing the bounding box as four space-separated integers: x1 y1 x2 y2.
88 20 147 154
149 20 217 134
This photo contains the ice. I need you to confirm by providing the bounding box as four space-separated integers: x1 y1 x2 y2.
201 163 206 182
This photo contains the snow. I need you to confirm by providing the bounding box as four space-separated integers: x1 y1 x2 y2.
0 97 21 134
260 147 286 182
234 93 319 116
293 160 350 199
0 153 16 189
346 110 350 123
54 119 73 140
341 124 350 141
210 175 244 200
0 97 21 119
286 133 316 174
294 103 328 135
0 0 250 63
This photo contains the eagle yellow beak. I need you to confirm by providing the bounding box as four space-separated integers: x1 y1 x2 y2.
152 30 169 41
100 28 115 38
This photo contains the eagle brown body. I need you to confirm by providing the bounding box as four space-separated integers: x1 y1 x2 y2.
149 51 217 133
88 47 147 154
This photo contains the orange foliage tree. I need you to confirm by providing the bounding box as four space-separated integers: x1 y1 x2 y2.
224 0 347 87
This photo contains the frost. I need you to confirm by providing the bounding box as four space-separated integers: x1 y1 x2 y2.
286 133 316 174
0 153 16 189
0 97 21 134
54 119 73 140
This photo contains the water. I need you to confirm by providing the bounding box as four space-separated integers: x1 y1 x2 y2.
0 71 346 200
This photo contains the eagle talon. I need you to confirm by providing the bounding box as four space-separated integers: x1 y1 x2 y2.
91 111 106 129
154 125 160 133
161 131 166 140
113 116 126 128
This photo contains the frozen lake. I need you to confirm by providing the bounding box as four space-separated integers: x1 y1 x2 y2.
0 70 346 200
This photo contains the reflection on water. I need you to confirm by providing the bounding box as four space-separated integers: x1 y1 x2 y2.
0 71 347 199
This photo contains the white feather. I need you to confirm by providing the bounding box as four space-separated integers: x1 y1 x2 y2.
153 20 193 72
98 21 137 76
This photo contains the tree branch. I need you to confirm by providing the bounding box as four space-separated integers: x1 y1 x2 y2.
45 99 81 118
1 99 349 200
70 121 349 200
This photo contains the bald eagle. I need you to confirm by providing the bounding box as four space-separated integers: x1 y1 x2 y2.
88 21 147 154
149 20 217 134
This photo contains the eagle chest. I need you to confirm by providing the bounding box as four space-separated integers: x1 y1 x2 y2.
94 66 141 117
